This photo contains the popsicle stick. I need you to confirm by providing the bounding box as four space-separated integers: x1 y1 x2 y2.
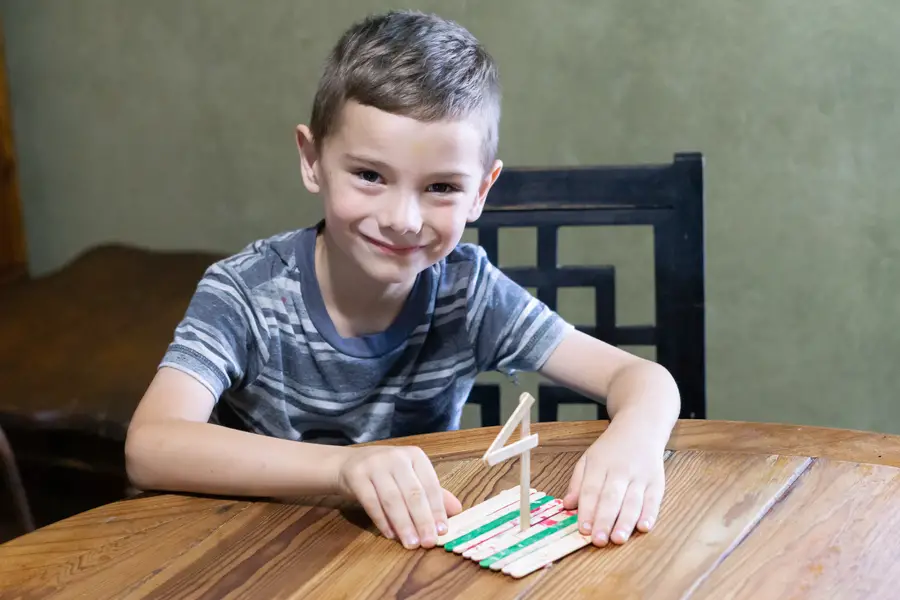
482 392 537 536
442 495 554 551
483 435 539 467
436 488 540 546
440 487 523 538
502 529 593 579
434 393 594 578
452 499 565 555
446 486 521 527
433 491 593 578
480 514 579 569
485 523 580 571
481 393 535 460
519 406 531 532
464 506 572 561
449 490 545 537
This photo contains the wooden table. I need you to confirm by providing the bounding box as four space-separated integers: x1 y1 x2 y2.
2 419 900 599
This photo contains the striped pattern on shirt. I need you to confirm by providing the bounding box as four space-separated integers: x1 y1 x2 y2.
160 224 572 445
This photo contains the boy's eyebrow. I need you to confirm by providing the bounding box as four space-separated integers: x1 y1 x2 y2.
343 153 392 171
428 170 471 181
344 153 471 180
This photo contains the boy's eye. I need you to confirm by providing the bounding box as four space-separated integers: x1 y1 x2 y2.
356 170 382 183
427 183 459 194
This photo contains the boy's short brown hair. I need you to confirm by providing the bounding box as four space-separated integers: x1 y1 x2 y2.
309 10 501 167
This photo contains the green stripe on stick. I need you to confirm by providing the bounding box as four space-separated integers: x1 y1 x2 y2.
479 514 578 568
443 495 555 552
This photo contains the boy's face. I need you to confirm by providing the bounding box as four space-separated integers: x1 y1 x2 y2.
296 100 502 287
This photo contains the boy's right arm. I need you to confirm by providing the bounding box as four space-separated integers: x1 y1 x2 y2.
124 366 459 548
127 258 459 548
124 365 350 500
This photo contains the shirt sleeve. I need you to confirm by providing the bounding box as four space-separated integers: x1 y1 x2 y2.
158 260 269 401
464 245 574 374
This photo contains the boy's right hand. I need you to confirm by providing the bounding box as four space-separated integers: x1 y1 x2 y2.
336 445 462 549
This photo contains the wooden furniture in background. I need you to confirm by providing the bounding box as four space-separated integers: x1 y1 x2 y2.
0 423 34 540
0 245 224 534
468 152 706 426
0 20 27 285
1 419 898 599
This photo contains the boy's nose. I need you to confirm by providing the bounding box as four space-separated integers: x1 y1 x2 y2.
382 194 423 235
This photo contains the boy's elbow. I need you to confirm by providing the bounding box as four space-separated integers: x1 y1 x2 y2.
645 360 681 411
648 359 677 386
617 359 680 405
124 423 161 491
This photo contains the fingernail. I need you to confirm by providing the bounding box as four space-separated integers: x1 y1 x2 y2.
437 522 448 535
581 521 592 534
404 536 419 549
594 531 608 545
640 519 652 530
385 529 395 539
615 530 629 543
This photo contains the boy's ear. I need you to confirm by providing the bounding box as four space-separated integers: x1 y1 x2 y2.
467 159 503 222
295 124 321 193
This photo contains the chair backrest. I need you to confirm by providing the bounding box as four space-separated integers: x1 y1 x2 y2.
0 423 35 539
466 152 706 426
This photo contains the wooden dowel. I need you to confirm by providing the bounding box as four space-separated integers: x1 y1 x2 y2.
520 406 530 532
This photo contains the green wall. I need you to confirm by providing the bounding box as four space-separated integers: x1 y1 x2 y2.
3 1 898 432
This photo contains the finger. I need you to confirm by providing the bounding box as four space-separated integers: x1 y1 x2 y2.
353 478 394 540
610 482 645 544
637 481 664 533
443 488 462 517
589 476 628 546
392 463 436 549
575 469 607 536
563 455 586 509
410 450 449 541
373 475 419 549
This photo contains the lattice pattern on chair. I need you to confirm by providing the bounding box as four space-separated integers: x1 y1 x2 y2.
468 152 706 424
466 384 502 428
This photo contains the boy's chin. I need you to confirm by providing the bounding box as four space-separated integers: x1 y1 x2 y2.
359 263 427 287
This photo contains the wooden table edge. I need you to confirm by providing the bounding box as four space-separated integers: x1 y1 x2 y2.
3 419 900 549
361 419 900 467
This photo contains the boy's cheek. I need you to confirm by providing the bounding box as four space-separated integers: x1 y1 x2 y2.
324 191 369 225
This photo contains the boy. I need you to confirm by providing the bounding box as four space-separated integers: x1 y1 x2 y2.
125 10 680 553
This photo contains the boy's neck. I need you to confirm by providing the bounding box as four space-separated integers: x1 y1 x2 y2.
314 228 417 338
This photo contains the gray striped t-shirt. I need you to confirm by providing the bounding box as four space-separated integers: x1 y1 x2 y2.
160 223 572 445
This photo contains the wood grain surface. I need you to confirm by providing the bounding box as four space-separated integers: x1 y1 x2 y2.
690 458 900 599
521 451 811 600
2 420 900 599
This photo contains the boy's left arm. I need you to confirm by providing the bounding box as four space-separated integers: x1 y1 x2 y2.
538 328 681 547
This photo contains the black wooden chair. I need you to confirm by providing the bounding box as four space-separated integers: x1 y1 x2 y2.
0 423 35 541
467 152 705 425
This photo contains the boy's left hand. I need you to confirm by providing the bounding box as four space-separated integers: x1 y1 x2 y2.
562 425 666 547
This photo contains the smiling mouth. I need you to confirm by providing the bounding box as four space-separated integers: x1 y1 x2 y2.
363 235 423 256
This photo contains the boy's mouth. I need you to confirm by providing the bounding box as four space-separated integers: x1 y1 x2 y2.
362 235 423 256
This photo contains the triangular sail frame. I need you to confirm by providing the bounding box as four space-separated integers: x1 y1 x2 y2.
481 392 539 531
